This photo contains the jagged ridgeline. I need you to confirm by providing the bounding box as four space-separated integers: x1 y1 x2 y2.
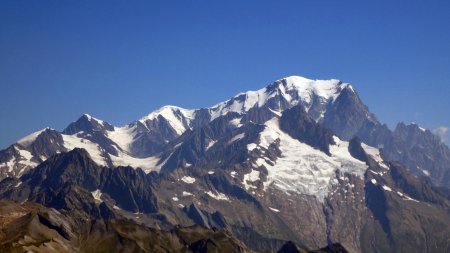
1 76 449 253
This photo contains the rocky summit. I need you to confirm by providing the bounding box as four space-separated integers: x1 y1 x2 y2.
1 76 449 253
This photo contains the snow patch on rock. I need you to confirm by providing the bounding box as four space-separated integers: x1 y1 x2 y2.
206 139 217 151
182 191 193 197
228 133 245 144
91 189 103 203
269 207 280 213
382 185 392 192
242 170 260 190
206 191 229 201
181 176 196 184
361 143 389 169
396 191 420 202
229 118 243 128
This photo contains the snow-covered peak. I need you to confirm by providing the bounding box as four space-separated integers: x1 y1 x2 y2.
82 113 107 127
279 76 350 103
63 114 113 135
139 105 196 135
132 76 353 132
140 105 195 121
83 113 93 120
16 128 50 147
209 75 352 121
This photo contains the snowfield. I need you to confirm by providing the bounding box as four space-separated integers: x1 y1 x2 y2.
248 118 368 201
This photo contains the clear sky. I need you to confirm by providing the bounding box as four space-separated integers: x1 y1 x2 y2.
1 0 449 148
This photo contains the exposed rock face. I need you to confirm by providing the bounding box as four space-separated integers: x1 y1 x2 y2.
280 105 335 155
2 148 159 215
320 85 450 188
323 86 378 141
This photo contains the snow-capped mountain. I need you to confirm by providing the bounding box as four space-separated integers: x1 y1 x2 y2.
2 75 449 188
0 76 356 178
1 75 450 253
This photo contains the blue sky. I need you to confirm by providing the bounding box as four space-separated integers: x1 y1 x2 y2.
1 0 449 148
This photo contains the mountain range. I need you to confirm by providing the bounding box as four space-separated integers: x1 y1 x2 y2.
0 76 449 253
